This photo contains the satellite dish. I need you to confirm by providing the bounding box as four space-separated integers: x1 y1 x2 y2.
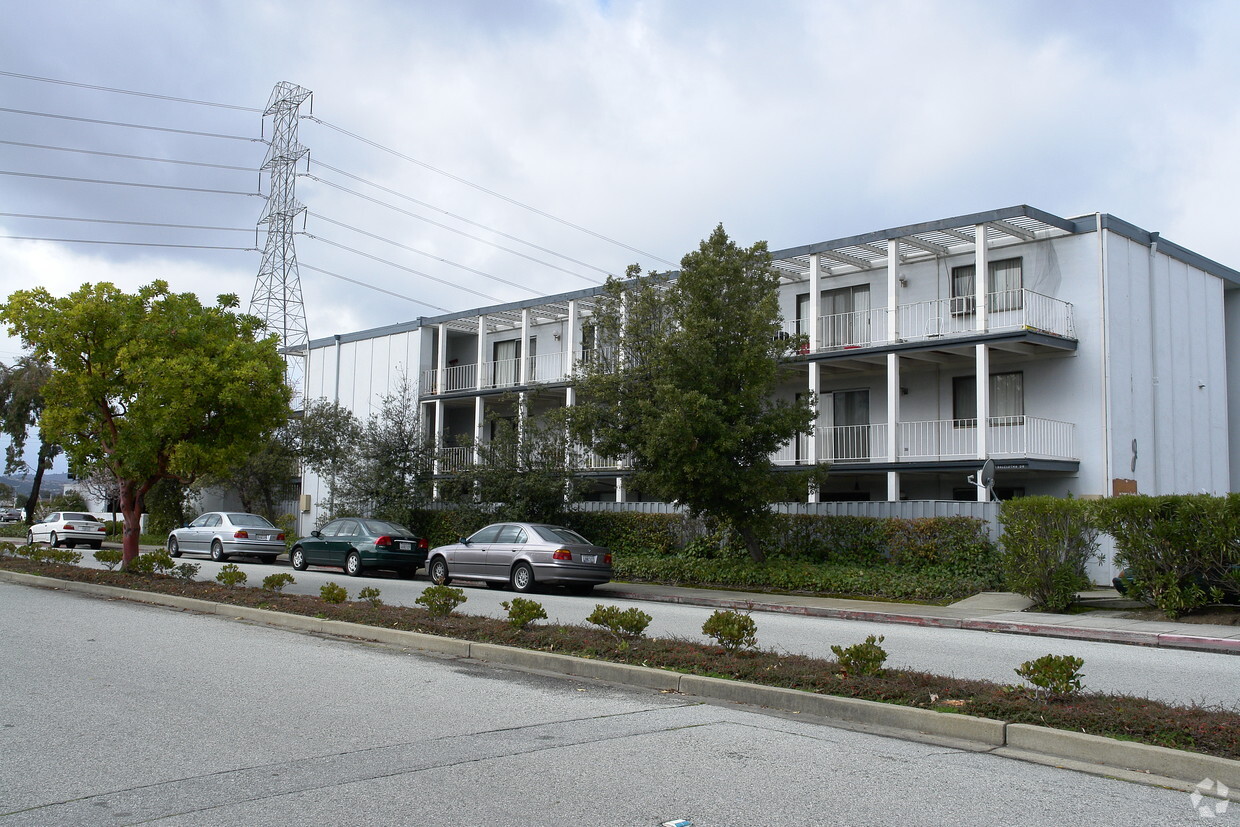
967 458 996 501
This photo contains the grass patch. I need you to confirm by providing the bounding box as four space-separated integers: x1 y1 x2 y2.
2 551 1238 761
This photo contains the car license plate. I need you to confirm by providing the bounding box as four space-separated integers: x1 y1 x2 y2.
397 541 412 550
582 554 597 564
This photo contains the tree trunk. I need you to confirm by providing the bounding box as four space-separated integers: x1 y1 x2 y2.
22 444 52 524
118 479 142 568
739 523 765 564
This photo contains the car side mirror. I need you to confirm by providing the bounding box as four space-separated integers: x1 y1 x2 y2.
458 536 469 545
311 530 321 538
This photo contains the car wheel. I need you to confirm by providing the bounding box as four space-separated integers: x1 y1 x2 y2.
428 557 451 586
168 536 181 557
210 540 228 562
50 532 60 548
510 562 535 593
346 551 363 577
26 532 34 546
291 547 308 571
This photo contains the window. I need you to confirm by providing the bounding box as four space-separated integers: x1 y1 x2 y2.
953 372 1024 422
950 257 1023 313
493 339 521 386
822 285 870 347
468 525 503 544
496 524 527 544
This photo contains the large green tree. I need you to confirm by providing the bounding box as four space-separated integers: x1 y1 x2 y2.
570 225 825 562
0 355 60 523
0 280 291 565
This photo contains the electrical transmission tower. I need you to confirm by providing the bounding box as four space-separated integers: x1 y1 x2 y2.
252 81 312 399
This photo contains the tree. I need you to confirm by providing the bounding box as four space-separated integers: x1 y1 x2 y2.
0 481 13 505
204 420 300 520
570 225 825 562
297 398 363 519
0 355 60 523
0 280 291 566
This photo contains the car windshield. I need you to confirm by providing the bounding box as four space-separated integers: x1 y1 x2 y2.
227 513 276 528
532 526 591 545
63 513 100 522
360 519 409 536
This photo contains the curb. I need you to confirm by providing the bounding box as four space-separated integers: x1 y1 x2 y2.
3 569 1238 798
602 586 1240 655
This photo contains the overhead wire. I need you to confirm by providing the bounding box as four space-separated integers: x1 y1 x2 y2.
0 107 266 143
0 139 258 172
298 263 449 313
0 70 263 112
0 236 256 251
305 115 676 267
0 170 262 198
0 212 254 233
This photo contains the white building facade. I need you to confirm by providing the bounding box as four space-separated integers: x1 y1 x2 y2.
298 206 1240 532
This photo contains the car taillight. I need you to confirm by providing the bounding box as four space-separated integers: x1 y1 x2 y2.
277 533 285 541
553 549 572 561
604 554 612 564
234 530 249 539
62 524 75 530
418 538 428 550
375 535 392 547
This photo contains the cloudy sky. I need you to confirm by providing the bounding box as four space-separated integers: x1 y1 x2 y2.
2 0 1240 470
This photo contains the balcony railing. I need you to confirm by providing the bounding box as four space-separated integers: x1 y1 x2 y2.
770 416 1075 465
422 351 574 395
779 288 1075 355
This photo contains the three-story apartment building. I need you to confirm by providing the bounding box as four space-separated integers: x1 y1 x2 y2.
300 205 1240 527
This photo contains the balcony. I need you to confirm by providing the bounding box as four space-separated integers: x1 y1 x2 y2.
780 288 1075 354
770 415 1076 466
422 351 573 396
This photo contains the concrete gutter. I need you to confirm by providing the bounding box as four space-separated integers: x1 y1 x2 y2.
2 569 1236 801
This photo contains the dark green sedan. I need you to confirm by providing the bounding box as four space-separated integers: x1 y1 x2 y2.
290 518 428 578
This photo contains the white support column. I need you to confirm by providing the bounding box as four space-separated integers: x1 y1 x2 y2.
432 398 444 500
615 475 625 503
974 223 989 333
807 362 820 503
565 299 578 382
476 315 487 390
473 396 484 466
887 352 900 502
887 238 900 343
808 254 821 353
519 308 530 385
975 341 990 465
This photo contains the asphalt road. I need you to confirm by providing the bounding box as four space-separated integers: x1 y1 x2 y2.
0 582 1221 826
68 550 1240 710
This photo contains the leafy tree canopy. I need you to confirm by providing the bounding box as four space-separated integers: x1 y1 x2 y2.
0 280 292 563
570 225 826 561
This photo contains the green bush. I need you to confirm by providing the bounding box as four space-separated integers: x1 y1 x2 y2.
501 596 548 630
701 609 757 652
586 604 652 641
830 634 888 677
262 572 296 592
129 550 175 574
1092 494 1240 618
416 585 467 617
320 581 348 604
172 562 201 581
1014 653 1084 698
357 586 383 607
999 497 1100 612
93 549 123 571
215 563 247 588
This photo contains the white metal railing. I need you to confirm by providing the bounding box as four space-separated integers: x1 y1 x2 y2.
439 446 474 471
770 416 1074 465
422 352 575 395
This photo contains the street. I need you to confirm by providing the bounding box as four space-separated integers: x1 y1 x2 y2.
0 582 1221 826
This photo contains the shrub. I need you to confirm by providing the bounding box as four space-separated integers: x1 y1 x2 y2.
45 548 83 566
172 562 200 581
416 585 467 617
215 563 247 588
94 549 123 570
586 604 652 642
999 496 1100 612
885 516 1001 582
263 572 296 592
1014 653 1084 698
701 609 757 652
500 596 548 630
320 581 348 604
830 635 888 677
1092 494 1240 618
129 550 175 574
357 586 383 607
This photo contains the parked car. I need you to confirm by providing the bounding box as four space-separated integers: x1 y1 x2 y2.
427 523 613 594
0 508 22 524
168 512 286 563
27 512 108 549
290 518 428 578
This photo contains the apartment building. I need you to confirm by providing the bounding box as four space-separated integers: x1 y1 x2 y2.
300 205 1240 526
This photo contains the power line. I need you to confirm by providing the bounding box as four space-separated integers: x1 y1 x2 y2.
309 212 537 295
302 233 507 304
299 263 450 313
0 107 265 143
309 159 607 281
0 139 258 172
0 70 263 112
305 171 604 284
0 235 256 251
0 212 254 233
305 115 676 267
0 170 262 197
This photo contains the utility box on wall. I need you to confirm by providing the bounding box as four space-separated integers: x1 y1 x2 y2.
299 493 312 513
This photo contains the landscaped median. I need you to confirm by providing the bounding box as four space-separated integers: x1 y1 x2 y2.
1 558 1237 800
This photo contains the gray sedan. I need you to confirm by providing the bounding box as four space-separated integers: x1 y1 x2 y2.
168 512 286 563
427 523 613 594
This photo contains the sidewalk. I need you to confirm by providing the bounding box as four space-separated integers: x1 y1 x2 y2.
595 582 1240 655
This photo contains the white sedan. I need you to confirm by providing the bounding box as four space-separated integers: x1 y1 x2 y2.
28 512 109 549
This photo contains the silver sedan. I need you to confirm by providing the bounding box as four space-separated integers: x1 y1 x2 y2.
167 512 286 563
427 523 613 594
